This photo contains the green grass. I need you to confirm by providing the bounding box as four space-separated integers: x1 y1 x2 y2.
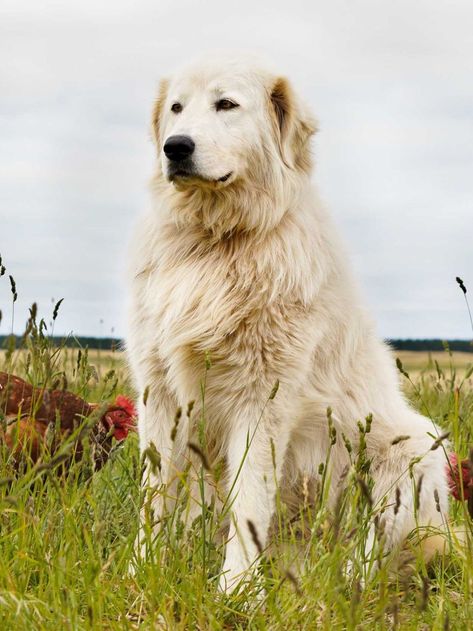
1 309 473 629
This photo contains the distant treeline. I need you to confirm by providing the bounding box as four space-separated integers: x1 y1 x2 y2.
387 339 473 353
0 335 124 351
0 335 472 353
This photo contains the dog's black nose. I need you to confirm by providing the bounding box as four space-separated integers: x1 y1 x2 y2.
163 135 195 162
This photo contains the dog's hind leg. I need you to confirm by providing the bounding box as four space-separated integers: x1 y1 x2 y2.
364 418 449 574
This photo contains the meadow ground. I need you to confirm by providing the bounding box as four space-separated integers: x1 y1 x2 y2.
0 337 472 630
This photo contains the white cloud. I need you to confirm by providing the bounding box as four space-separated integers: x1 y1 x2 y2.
1 0 472 338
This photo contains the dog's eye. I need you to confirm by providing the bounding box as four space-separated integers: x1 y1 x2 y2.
215 99 239 111
171 103 183 114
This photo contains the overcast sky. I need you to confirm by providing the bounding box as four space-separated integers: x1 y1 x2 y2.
1 0 472 339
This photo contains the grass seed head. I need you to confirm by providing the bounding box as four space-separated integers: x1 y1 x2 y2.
430 431 450 450
8 275 17 303
269 379 280 400
356 475 373 509
246 519 263 555
415 474 424 512
186 400 195 417
391 435 411 446
395 357 410 378
142 385 150 406
456 276 467 294
394 487 401 515
342 432 352 454
187 441 211 471
52 298 64 321
143 442 161 475
170 407 182 442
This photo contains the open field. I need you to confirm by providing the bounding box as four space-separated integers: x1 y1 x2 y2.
0 341 472 629
395 350 473 374
3 347 470 380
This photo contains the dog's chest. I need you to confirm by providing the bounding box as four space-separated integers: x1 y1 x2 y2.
136 236 305 375
155 256 235 349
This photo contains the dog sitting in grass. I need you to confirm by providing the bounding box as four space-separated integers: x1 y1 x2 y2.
127 55 448 592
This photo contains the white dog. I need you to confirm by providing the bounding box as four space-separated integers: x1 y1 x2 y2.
127 56 448 591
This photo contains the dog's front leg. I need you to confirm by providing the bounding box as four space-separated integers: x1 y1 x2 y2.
135 385 185 559
219 407 290 592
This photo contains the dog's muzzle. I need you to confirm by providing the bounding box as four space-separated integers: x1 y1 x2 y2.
163 134 233 184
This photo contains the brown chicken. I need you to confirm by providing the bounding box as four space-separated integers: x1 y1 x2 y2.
0 371 136 470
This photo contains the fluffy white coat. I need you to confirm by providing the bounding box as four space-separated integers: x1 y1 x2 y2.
127 56 448 590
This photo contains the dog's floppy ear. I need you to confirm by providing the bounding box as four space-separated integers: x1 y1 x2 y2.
151 78 169 147
270 77 317 172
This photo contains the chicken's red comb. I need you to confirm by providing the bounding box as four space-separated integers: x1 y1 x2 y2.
446 452 473 501
114 395 137 419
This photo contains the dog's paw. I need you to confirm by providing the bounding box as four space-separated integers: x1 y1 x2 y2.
218 566 246 594
218 570 266 609
127 557 139 578
218 560 265 602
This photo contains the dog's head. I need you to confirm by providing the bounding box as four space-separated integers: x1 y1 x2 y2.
151 56 317 232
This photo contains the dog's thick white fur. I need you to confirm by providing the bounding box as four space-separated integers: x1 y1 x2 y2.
127 56 448 591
